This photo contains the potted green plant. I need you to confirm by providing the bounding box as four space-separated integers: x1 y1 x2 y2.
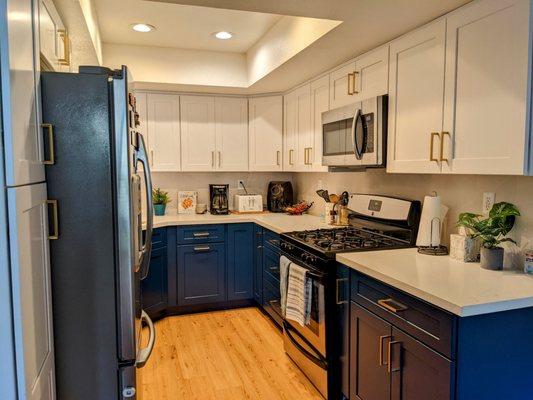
457 202 520 270
152 188 171 216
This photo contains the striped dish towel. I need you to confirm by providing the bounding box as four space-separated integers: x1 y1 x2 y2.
284 262 312 327
280 256 291 316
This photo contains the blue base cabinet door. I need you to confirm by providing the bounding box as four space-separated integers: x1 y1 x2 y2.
177 243 226 306
141 245 168 317
227 224 254 301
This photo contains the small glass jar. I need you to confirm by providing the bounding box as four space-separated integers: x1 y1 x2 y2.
524 250 533 274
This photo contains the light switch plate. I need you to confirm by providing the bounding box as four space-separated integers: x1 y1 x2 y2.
482 192 495 215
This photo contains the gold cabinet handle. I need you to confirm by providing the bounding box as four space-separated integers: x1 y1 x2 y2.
218 151 221 167
211 151 215 167
303 148 308 165
276 150 280 166
429 132 440 162
353 71 360 94
58 29 70 66
289 149 294 165
41 123 55 165
377 298 408 313
150 149 154 166
379 335 392 366
440 131 450 163
347 73 355 95
46 199 59 240
387 341 402 373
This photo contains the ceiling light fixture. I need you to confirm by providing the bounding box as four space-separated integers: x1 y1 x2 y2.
132 23 156 33
214 31 233 40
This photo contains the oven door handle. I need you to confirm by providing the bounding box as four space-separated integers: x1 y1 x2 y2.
283 321 327 370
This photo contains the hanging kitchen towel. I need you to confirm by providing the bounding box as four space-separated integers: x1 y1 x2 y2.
280 256 291 315
285 262 312 327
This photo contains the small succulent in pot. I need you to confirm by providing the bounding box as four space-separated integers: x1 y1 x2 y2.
152 188 171 216
457 202 520 270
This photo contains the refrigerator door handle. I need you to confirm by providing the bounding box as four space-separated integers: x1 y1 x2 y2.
136 310 156 368
136 133 153 280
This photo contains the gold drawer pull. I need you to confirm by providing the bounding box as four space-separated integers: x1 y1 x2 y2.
193 246 211 252
377 298 408 313
41 123 55 165
46 199 59 240
58 29 70 66
193 232 210 237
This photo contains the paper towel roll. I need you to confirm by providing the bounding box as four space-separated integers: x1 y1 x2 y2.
416 195 448 247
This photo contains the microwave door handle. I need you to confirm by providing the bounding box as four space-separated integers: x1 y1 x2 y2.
137 133 153 280
353 108 364 160
136 310 156 368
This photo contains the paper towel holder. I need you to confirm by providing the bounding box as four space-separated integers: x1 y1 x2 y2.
417 216 449 256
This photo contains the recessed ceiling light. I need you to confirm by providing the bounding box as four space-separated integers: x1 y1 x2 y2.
214 31 233 40
132 23 155 33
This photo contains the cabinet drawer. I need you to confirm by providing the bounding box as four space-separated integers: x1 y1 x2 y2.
177 224 225 244
150 228 167 249
263 229 280 250
351 272 456 358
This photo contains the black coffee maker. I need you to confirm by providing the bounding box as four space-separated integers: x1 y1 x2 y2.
209 184 229 215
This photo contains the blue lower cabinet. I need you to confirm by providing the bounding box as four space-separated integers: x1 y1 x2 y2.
141 237 168 317
253 225 263 304
177 242 226 306
227 224 254 301
336 264 350 400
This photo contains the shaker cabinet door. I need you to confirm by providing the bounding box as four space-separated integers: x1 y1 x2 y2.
147 93 181 171
227 224 254 301
3 0 45 186
329 62 357 109
387 19 446 174
310 75 329 171
215 97 248 171
180 95 216 171
248 96 283 171
442 0 530 175
354 45 389 102
141 246 168 317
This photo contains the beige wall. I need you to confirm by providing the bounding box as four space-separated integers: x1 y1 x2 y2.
293 171 533 248
148 172 293 212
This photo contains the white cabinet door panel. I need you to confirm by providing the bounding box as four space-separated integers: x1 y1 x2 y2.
215 97 248 171
442 0 529 175
147 93 181 171
329 62 357 109
180 95 215 171
7 183 55 400
354 45 389 102
284 84 312 172
248 96 282 171
387 19 446 174
310 75 329 171
283 92 298 171
2 0 45 186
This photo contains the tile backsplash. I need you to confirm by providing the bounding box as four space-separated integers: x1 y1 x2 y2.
148 172 293 212
293 170 533 251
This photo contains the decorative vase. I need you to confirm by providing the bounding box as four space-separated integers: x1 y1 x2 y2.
480 247 504 270
154 204 166 216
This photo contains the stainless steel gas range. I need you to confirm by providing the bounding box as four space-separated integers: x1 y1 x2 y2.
279 194 421 399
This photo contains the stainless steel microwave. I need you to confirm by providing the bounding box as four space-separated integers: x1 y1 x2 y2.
322 95 387 168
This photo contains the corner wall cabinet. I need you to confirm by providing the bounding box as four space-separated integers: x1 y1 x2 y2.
388 0 532 175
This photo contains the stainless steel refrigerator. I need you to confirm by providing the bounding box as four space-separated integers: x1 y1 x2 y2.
41 66 155 400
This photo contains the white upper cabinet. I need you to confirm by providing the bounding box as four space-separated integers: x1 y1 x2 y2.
180 95 215 171
284 84 312 172
38 0 68 72
353 45 389 102
214 97 248 171
387 19 446 174
2 0 45 186
442 0 530 175
248 96 283 171
310 75 330 171
329 61 357 109
147 93 181 172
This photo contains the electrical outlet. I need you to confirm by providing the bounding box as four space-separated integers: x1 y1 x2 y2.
237 180 245 190
482 192 495 215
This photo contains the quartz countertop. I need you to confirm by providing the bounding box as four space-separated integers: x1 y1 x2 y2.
149 212 330 234
337 248 533 317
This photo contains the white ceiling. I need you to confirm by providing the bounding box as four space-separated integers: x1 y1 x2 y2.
94 0 283 53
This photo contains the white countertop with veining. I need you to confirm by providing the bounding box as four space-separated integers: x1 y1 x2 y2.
337 248 533 317
150 212 330 234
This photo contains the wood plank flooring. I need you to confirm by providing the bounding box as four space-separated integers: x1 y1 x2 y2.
138 307 324 400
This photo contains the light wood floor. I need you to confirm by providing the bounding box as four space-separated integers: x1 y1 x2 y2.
138 307 323 400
